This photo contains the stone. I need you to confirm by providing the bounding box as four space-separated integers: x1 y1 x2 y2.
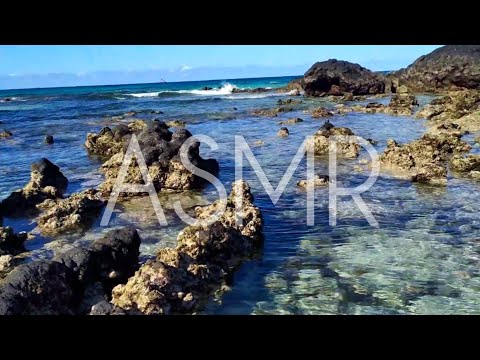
297 174 330 188
278 118 303 125
305 122 359 158
99 126 219 196
0 158 68 217
302 59 386 96
37 188 105 235
393 45 480 92
0 227 141 315
450 154 480 173
312 107 333 118
0 227 27 256
166 120 186 128
110 181 263 315
379 133 470 183
44 135 54 144
0 131 12 139
277 127 289 137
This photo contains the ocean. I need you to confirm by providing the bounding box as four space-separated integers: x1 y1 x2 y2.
2 75 480 314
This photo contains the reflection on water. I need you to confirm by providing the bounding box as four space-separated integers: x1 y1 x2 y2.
2 85 480 314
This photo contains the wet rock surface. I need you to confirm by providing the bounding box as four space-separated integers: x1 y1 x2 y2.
277 127 289 137
0 227 141 315
37 189 106 235
98 124 219 196
0 131 12 139
0 227 27 257
305 122 360 158
85 120 150 157
252 106 294 117
450 154 480 179
278 118 303 125
312 107 334 118
379 133 471 183
0 158 68 217
109 181 263 315
297 174 330 188
302 59 385 97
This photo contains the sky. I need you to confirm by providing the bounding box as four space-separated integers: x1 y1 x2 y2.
0 45 442 89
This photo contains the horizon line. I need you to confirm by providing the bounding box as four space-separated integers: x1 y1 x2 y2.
0 73 303 92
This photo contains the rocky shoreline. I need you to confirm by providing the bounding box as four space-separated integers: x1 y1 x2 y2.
1 45 480 315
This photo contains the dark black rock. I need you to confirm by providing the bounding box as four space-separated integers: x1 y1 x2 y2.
31 158 68 194
0 260 79 315
0 227 27 256
44 135 54 144
320 120 334 131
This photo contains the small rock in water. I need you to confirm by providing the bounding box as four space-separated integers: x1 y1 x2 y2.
44 135 54 144
0 130 13 139
277 127 289 137
233 107 238 111
297 174 330 188
278 118 303 125
150 110 163 115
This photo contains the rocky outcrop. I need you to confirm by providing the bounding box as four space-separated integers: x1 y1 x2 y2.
286 78 303 91
109 181 263 315
252 106 294 117
327 93 367 103
85 120 150 157
165 120 186 128
0 227 141 315
305 122 360 158
232 87 270 94
417 90 480 122
335 94 419 116
99 126 219 196
394 45 480 92
277 127 289 137
278 118 303 125
302 59 385 97
277 98 302 106
0 158 68 217
450 154 480 179
379 133 471 184
37 189 105 235
0 227 27 257
312 107 334 118
297 174 330 189
0 131 12 139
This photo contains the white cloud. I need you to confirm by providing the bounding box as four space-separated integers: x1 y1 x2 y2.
179 65 193 72
8 73 16 77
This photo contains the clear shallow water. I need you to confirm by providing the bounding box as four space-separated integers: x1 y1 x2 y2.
2 77 480 314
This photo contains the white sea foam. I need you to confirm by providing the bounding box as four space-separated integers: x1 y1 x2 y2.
125 83 289 99
127 92 161 98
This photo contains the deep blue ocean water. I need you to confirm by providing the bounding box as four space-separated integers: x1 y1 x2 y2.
2 76 480 314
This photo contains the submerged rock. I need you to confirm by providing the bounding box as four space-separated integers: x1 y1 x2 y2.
297 174 330 188
305 122 360 158
0 227 141 315
37 188 105 235
44 135 54 144
277 98 302 106
278 118 303 125
302 59 385 97
379 133 470 183
99 126 219 196
0 158 68 217
252 106 294 117
327 93 367 103
0 131 12 139
110 180 263 315
277 127 289 137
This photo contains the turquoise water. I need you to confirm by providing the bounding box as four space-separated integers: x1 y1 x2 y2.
2 76 480 314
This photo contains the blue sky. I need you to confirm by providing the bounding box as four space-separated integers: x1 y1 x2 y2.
0 45 442 89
